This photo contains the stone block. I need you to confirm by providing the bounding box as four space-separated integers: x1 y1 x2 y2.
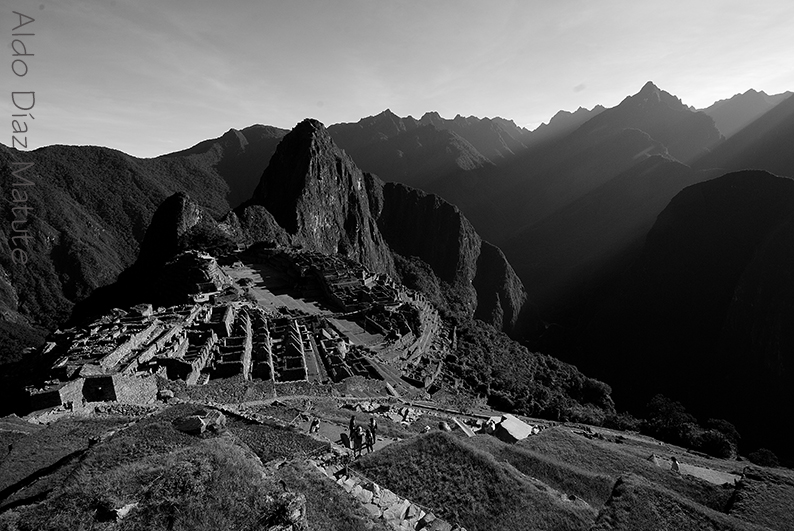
356 489 375 503
406 504 420 519
426 519 452 531
351 484 363 497
343 478 357 492
362 503 382 518
383 499 410 522
204 410 226 431
378 488 400 508
172 415 206 435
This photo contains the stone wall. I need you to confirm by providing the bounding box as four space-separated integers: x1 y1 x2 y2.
112 374 158 404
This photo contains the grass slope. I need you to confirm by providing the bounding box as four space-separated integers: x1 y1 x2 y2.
592 475 770 531
516 427 733 512
468 434 615 508
353 431 594 531
0 404 391 531
728 467 794 531
0 416 130 497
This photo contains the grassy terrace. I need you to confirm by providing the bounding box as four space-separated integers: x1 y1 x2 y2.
353 431 595 531
728 467 794 531
591 475 770 531
0 404 393 530
468 434 616 508
514 426 735 512
0 416 131 503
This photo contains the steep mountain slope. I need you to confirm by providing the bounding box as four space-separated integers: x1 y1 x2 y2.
0 124 286 362
163 124 287 208
241 119 395 275
575 81 722 164
694 91 794 178
581 170 794 458
700 89 792 138
238 119 529 334
329 110 492 192
0 144 234 359
424 82 720 248
416 112 529 161
523 105 605 147
502 156 716 316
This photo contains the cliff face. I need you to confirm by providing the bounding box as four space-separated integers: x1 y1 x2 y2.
136 192 237 268
239 119 528 334
372 181 529 334
243 119 395 275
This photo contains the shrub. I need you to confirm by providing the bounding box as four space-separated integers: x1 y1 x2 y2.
747 448 780 467
705 418 741 446
695 429 734 458
603 411 642 432
641 394 698 445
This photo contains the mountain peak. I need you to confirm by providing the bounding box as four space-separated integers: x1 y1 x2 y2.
628 82 688 112
639 80 660 94
291 117 326 137
419 111 443 125
374 108 399 120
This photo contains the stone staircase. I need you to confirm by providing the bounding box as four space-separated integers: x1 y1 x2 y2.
308 449 464 531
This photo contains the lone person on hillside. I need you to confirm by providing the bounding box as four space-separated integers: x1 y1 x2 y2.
671 456 680 473
364 426 375 454
353 425 365 458
368 416 378 441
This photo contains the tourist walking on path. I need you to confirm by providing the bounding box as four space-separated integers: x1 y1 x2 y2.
349 415 356 438
365 427 375 454
368 416 378 441
353 425 365 458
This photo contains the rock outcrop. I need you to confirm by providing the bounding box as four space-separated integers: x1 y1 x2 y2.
371 181 528 332
136 192 239 269
239 119 528 334
242 119 395 275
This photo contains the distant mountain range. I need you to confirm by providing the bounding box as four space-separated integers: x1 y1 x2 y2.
699 88 793 138
2 81 793 458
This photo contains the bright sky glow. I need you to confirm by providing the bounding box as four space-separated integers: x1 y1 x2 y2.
6 0 794 156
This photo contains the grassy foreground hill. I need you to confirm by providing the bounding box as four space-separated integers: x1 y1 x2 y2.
2 394 793 530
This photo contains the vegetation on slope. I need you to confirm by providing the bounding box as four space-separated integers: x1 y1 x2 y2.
728 467 794 531
592 475 769 531
353 431 594 531
396 253 615 423
0 404 391 531
468 434 616 508
451 319 614 421
2 438 291 531
517 427 733 512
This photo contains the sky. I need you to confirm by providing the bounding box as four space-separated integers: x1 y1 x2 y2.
6 0 794 157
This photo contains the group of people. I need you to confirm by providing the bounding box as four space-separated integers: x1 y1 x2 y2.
349 415 377 458
305 414 379 459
